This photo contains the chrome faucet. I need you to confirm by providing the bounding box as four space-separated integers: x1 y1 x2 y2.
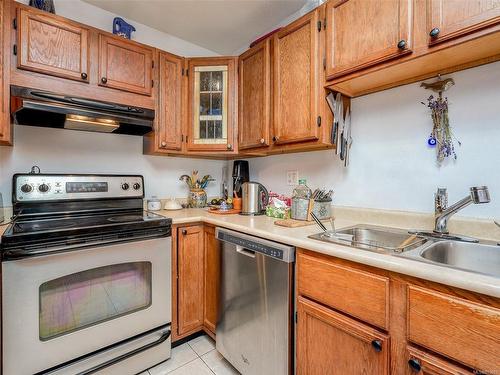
434 186 490 234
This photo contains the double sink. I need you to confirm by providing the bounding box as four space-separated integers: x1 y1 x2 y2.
309 225 500 278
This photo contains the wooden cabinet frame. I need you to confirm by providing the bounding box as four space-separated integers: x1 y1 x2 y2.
0 0 12 145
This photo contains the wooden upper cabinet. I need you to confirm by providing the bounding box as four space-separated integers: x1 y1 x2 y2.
297 297 390 375
203 226 221 335
325 0 413 79
273 10 320 146
17 8 89 82
177 225 205 336
98 34 154 96
238 39 271 150
187 57 237 152
157 52 184 152
427 0 500 45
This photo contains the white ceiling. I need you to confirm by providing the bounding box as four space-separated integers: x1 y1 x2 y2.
83 0 309 55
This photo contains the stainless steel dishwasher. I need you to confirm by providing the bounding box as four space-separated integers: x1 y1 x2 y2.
215 228 295 375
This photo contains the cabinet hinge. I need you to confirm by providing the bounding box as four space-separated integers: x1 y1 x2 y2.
317 116 322 127
317 20 322 32
13 18 17 30
152 60 154 69
295 311 298 324
181 134 184 142
181 68 185 76
323 18 326 30
186 69 189 77
13 44 17 56
185 135 188 143
323 57 326 70
151 79 154 88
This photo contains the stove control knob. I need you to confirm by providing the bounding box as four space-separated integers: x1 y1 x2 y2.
133 183 141 190
121 183 130 190
38 183 50 193
21 184 33 193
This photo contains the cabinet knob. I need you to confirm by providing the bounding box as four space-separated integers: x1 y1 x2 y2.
227 144 233 150
273 136 279 142
260 138 265 144
429 27 440 38
371 340 382 352
397 40 407 50
161 141 167 148
81 72 88 80
181 229 187 235
408 358 421 372
101 77 108 84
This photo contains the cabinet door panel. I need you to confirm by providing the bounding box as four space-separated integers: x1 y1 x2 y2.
325 0 413 79
177 225 204 335
273 10 319 145
99 34 153 96
203 226 221 334
238 40 270 150
158 52 184 151
187 57 236 152
17 8 89 82
297 297 390 375
428 0 500 45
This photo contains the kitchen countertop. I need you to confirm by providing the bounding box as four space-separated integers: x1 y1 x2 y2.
159 207 500 298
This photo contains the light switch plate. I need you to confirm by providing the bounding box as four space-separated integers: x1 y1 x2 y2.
286 170 299 186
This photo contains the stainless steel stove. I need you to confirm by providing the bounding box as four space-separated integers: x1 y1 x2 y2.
1 173 172 375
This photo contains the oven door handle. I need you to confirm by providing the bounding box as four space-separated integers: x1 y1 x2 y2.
76 329 171 375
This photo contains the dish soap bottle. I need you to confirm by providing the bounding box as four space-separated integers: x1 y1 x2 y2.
291 179 312 220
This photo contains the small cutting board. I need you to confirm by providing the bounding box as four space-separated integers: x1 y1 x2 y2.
208 208 241 215
274 219 316 228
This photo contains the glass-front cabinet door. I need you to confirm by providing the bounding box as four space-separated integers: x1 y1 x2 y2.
187 58 236 152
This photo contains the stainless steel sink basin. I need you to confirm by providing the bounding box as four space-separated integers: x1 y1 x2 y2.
417 241 500 277
309 225 427 253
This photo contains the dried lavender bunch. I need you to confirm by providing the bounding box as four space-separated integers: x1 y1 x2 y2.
422 95 461 163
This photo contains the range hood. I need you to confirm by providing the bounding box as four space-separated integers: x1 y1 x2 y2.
11 86 155 136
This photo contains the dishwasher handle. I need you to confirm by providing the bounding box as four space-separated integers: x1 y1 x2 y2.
236 245 256 258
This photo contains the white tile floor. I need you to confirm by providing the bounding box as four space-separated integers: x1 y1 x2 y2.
142 335 240 375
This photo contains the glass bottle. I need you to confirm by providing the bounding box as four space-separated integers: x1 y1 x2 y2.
291 179 312 220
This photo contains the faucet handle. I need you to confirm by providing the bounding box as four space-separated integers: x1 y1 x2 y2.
435 187 448 212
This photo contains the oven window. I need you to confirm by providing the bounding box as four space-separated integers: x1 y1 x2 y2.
39 262 152 341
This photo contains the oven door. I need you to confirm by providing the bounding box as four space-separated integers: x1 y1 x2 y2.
2 236 171 375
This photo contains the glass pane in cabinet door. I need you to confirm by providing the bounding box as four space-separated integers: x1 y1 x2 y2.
193 65 228 145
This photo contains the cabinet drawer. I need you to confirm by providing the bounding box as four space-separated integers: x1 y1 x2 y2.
407 285 500 373
406 346 473 375
297 251 389 329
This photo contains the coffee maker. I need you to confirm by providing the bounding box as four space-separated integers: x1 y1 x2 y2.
232 160 249 197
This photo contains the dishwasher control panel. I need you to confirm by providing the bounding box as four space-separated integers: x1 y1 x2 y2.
216 228 295 263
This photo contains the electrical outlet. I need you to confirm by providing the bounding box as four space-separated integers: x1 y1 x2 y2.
287 170 299 186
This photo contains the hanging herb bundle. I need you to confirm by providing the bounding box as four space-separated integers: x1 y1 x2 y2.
422 94 461 163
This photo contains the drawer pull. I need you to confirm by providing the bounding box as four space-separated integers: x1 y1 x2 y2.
371 339 382 352
181 229 187 235
430 27 440 38
408 358 421 372
81 72 88 80
101 77 108 84
397 40 407 49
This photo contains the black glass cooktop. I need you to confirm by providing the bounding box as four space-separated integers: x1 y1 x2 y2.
1 210 172 252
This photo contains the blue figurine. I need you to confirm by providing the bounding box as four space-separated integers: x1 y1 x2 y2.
113 18 136 40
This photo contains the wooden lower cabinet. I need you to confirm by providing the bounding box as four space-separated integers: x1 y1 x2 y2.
296 296 390 375
296 249 500 375
173 223 221 341
203 225 221 335
406 346 473 375
176 225 204 336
